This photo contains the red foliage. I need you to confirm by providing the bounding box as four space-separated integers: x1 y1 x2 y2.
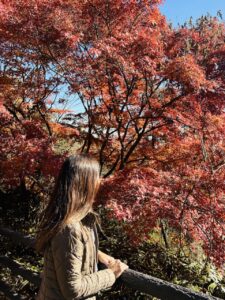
97 156 225 267
165 54 208 91
0 102 64 187
0 1 224 267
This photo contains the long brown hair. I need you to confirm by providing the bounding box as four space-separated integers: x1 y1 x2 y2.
35 154 101 253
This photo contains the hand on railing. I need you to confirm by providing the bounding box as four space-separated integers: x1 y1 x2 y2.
108 259 129 279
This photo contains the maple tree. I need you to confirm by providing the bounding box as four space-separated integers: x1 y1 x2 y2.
0 0 80 189
0 0 224 270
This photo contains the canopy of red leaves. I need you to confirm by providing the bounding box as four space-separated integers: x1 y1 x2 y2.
0 0 224 267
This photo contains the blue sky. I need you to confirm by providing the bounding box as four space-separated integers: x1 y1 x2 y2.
160 0 225 26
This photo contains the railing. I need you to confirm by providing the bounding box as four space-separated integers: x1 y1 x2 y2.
0 227 221 300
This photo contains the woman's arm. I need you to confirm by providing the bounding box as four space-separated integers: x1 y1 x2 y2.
51 224 116 300
98 250 115 267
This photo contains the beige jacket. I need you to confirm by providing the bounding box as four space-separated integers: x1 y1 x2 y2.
36 212 116 300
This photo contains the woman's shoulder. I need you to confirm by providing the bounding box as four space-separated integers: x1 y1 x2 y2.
62 219 83 236
52 212 97 243
50 220 83 245
65 211 98 231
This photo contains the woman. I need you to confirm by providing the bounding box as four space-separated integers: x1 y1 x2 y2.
35 154 129 300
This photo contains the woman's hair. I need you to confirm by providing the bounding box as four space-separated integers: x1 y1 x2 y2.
35 154 101 253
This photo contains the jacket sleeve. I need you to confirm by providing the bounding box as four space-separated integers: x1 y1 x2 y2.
51 224 116 299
